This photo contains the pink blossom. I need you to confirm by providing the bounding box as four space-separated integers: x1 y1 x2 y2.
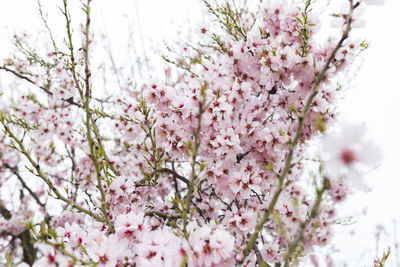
323 123 380 189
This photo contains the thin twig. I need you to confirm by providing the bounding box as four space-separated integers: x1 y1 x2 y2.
0 65 78 107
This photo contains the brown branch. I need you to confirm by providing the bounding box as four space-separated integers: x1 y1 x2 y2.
4 164 46 208
0 65 79 107
0 201 11 220
18 229 37 265
159 168 190 184
145 210 181 221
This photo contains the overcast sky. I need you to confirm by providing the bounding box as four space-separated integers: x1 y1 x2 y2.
0 1 399 266
339 2 400 265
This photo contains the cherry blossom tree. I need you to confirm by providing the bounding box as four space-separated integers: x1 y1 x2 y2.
0 0 384 266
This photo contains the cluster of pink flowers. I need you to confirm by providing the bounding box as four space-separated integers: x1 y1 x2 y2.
0 0 381 266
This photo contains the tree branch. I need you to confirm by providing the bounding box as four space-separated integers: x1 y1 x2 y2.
0 65 78 107
241 2 355 261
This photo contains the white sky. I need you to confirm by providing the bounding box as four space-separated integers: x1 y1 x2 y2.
336 2 400 266
0 0 399 266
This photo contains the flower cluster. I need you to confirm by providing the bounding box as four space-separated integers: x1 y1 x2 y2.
0 0 381 266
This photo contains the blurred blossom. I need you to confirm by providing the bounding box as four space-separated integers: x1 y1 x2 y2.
323 123 381 190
